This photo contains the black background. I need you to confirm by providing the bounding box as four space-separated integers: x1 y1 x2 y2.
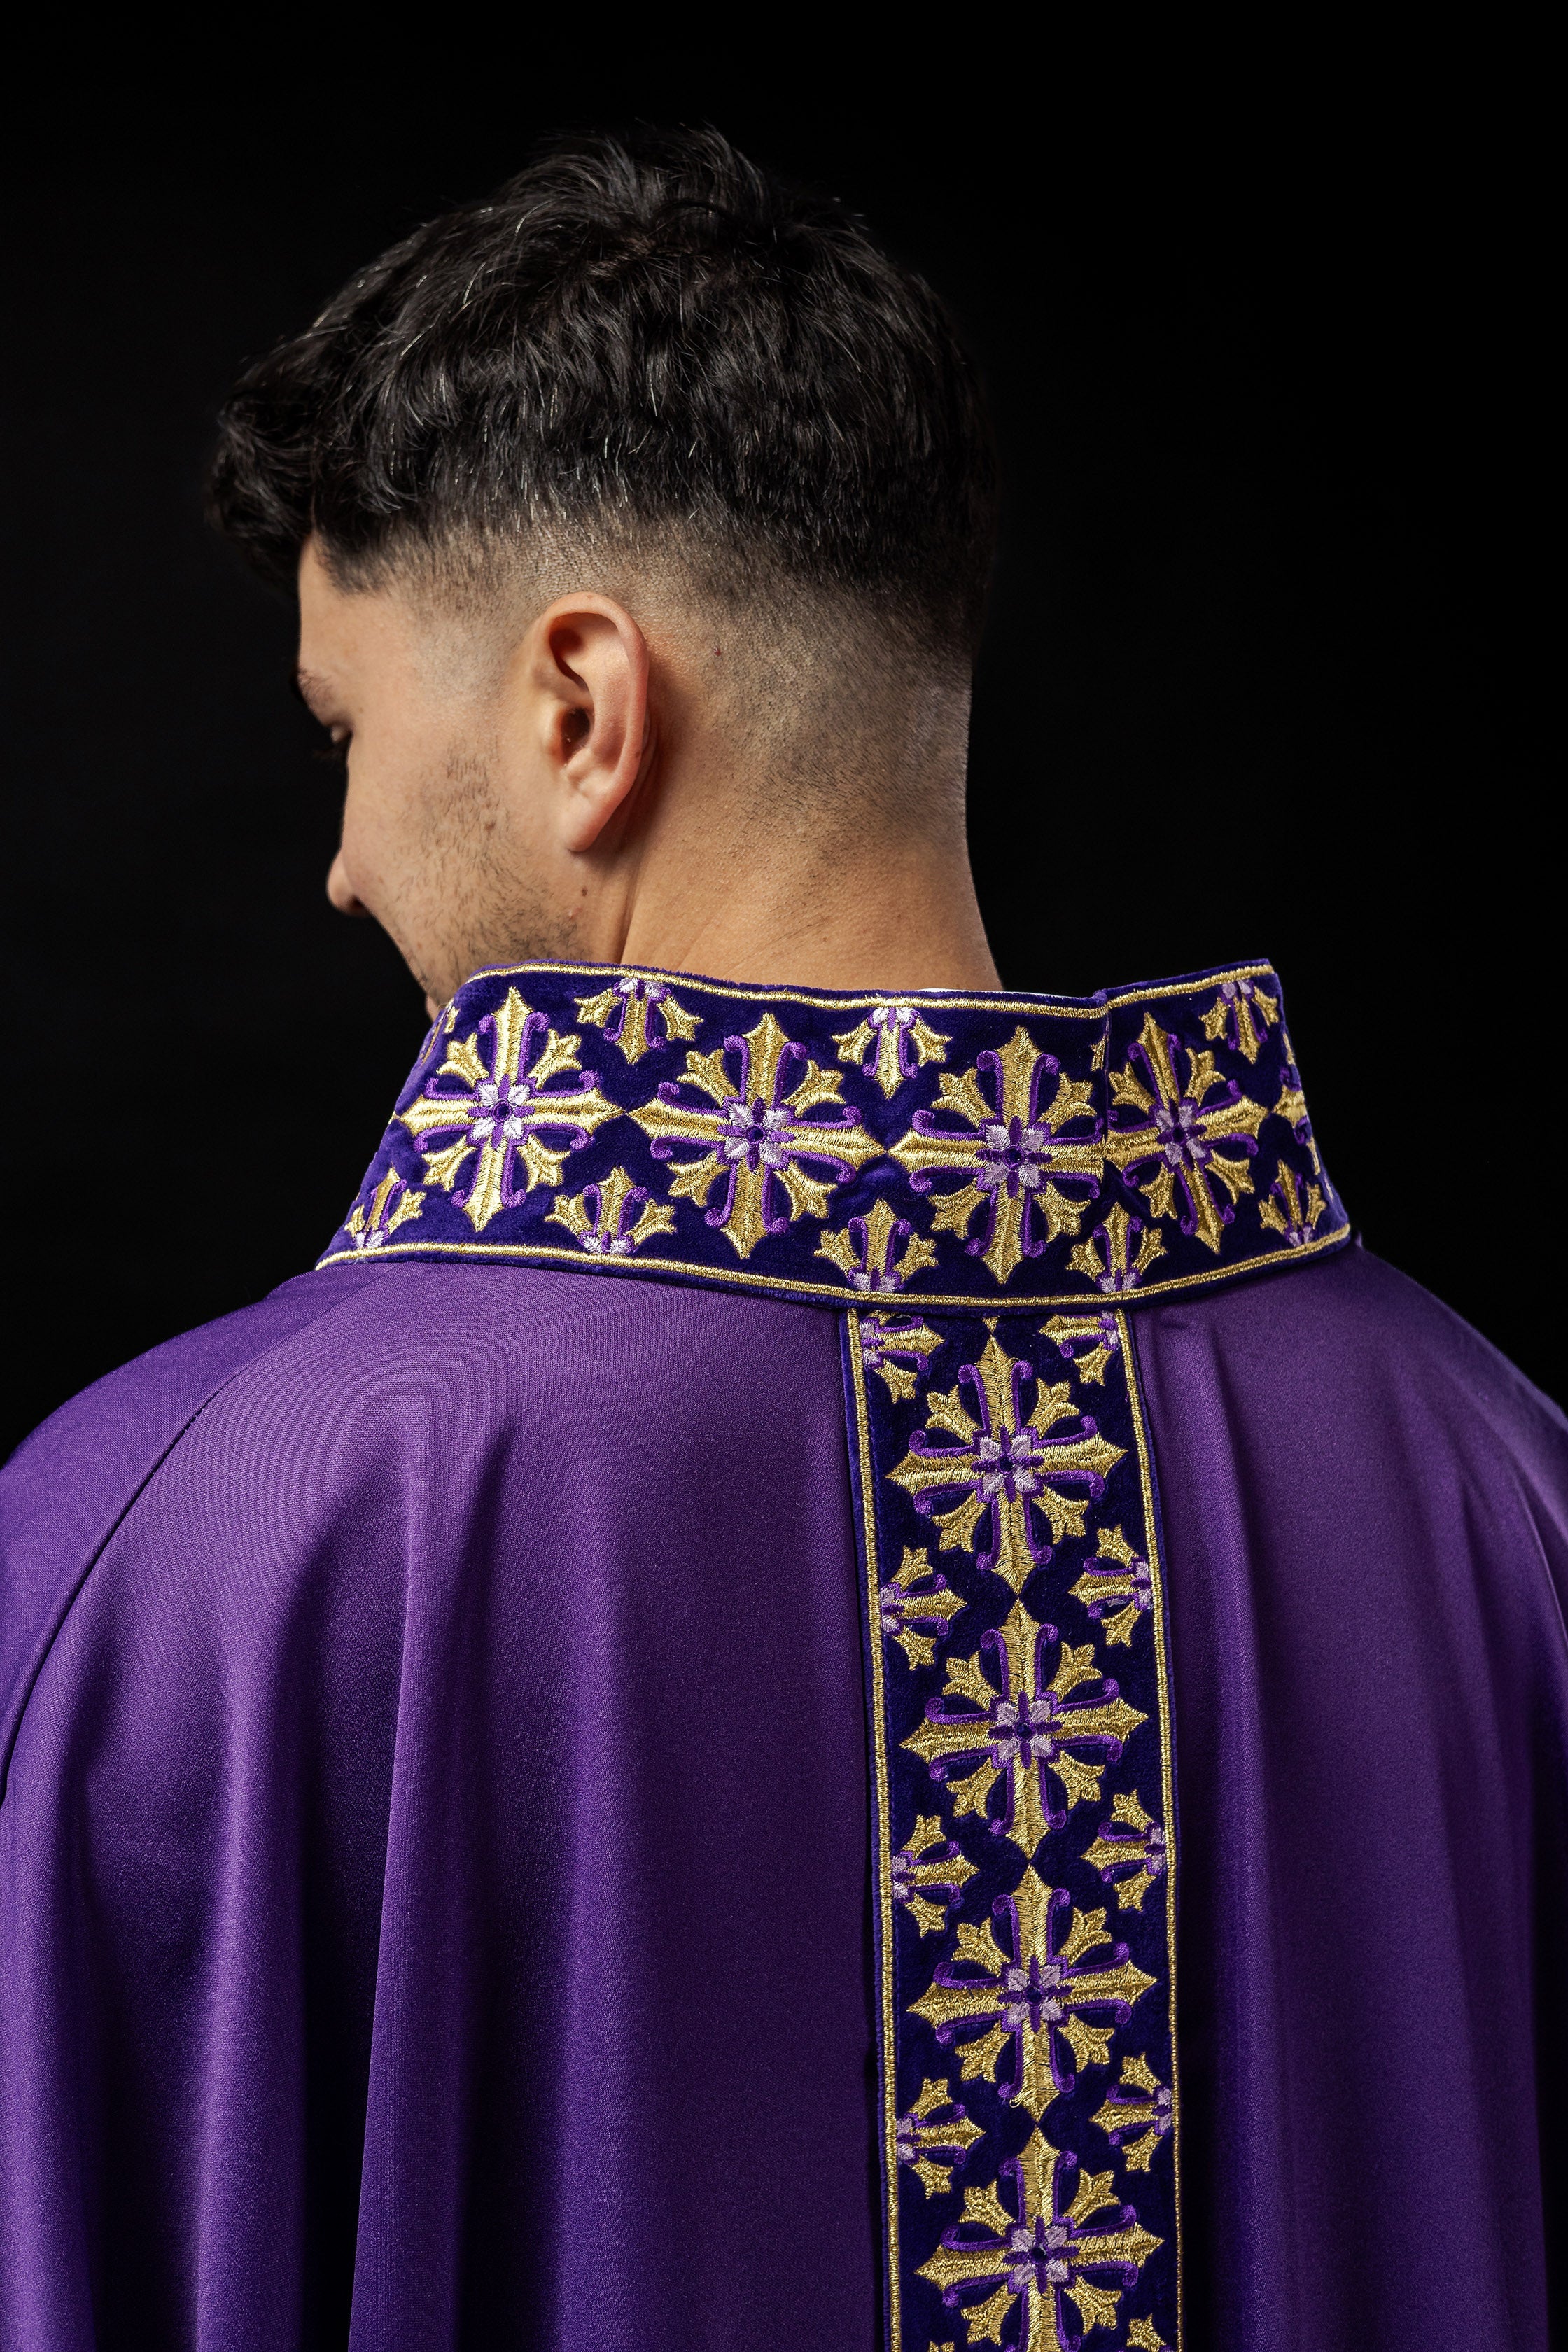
1 46 1558 1457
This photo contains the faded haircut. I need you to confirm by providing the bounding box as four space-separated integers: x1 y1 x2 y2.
206 126 998 662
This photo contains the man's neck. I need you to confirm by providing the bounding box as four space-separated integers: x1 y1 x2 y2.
612 806 1000 993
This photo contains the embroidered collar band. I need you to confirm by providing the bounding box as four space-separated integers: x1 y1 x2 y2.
322 957 1348 1308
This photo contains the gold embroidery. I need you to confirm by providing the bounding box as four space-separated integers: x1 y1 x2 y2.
1093 2054 1175 2174
546 1165 677 1257
909 1867 1154 2118
1103 1012 1267 1254
890 1029 1102 1284
1128 2321 1172 2351
1117 1308 1184 2331
321 1214 1350 1306
1258 1160 1328 1248
454 955 1278 1023
858 1315 948 1403
399 988 617 1232
845 1318 904 2334
1066 1202 1166 1295
343 1170 425 1250
817 1196 940 1294
848 1306 1184 2349
881 1547 967 1667
902 1604 1146 1856
1082 1791 1168 1912
887 1332 1124 1592
1070 1527 1153 1646
834 1001 951 1098
915 2131 1161 2348
894 1816 979 1935
895 2079 987 2199
1039 1308 1121 1386
631 1011 879 1259
575 974 700 1063
1200 974 1278 1062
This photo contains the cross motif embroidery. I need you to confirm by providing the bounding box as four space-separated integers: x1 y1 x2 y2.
1102 1011 1268 1254
1070 1527 1153 1646
1200 972 1278 1061
897 2078 987 2198
398 988 619 1232
1092 2055 1174 2173
890 1029 1102 1284
631 1012 880 1259
910 1868 1155 2119
881 1546 966 1668
1065 1203 1166 1296
893 1816 979 1935
903 1602 1146 1857
1082 1791 1168 1912
887 1331 1124 1592
575 974 701 1063
817 1196 939 1294
916 2131 1161 2351
834 1000 951 1098
547 1165 677 1257
1259 1159 1328 1247
343 1170 425 1250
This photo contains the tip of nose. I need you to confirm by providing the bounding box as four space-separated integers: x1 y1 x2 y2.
326 855 370 918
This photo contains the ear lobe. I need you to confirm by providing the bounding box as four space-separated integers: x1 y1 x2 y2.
533 596 651 853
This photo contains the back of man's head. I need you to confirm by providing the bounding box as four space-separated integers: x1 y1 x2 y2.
209 125 997 667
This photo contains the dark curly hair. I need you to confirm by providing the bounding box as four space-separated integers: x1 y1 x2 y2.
207 125 997 657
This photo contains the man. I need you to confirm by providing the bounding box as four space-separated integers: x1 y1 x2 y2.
1 126 1564 2352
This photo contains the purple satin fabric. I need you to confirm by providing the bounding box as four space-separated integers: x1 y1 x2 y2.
1138 1247 1568 2350
3 1244 1565 2348
1 1268 876 2349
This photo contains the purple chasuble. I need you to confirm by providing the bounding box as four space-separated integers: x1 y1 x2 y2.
1 959 1564 2352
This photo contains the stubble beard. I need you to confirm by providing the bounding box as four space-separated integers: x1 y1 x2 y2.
407 736 584 1006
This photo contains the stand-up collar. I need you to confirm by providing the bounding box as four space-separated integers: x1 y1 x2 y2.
321 958 1348 1309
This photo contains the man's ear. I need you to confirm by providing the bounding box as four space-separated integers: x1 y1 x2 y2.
520 594 651 853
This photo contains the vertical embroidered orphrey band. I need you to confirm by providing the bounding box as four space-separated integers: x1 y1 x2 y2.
847 1306 1180 2352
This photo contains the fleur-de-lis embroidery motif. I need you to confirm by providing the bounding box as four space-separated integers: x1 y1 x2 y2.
817 1196 939 1294
1127 2315 1172 2349
893 1815 979 1935
547 1165 677 1258
1092 2055 1174 2173
631 1013 880 1259
1258 1160 1328 1247
855 1313 944 1402
896 2078 986 2198
903 1604 1146 1856
1066 1202 1166 1296
1082 1792 1168 1912
343 1170 425 1250
399 988 618 1232
890 1030 1102 1284
1040 1308 1122 1386
834 1000 951 1098
1102 1012 1268 1254
881 1546 966 1668
888 1332 1124 1592
1200 972 1278 1062
1070 1527 1153 1646
911 1869 1154 2120
916 2131 1161 2350
574 974 701 1064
